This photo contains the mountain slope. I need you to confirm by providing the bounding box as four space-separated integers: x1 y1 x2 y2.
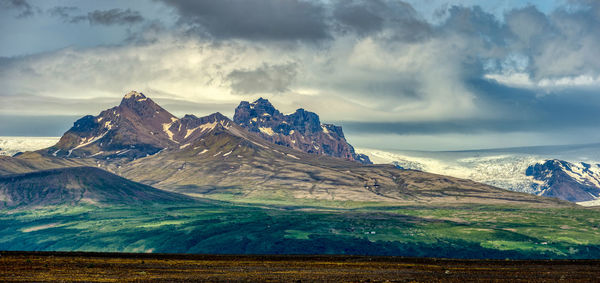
0 166 193 208
0 152 92 175
234 98 371 164
112 121 568 207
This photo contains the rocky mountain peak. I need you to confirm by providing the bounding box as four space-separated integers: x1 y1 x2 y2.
123 90 146 99
233 99 371 164
251 97 275 108
205 112 230 122
118 91 172 120
288 108 321 134
236 98 281 119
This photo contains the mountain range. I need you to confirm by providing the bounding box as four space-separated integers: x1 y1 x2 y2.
2 92 598 205
0 91 567 207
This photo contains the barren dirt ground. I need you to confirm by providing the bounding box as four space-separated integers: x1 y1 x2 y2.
1 251 599 282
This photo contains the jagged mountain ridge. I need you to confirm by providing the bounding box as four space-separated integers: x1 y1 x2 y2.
234 98 371 164
44 91 366 165
0 166 193 208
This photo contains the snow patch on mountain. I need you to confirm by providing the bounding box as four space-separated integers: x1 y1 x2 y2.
259 127 275 136
74 132 108 150
162 117 179 143
123 90 145 100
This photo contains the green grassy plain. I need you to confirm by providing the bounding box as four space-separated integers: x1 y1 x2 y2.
1 196 599 259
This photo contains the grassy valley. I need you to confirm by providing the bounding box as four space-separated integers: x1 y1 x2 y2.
1 198 599 259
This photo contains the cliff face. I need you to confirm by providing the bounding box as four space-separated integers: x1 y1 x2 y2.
234 98 371 164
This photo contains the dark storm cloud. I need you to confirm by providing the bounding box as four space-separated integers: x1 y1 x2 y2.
442 5 505 38
342 75 600 136
470 2 600 79
48 6 79 22
158 0 329 40
227 63 298 94
341 115 600 135
332 0 431 41
87 8 144 25
333 0 385 35
48 7 144 26
3 0 600 149
0 0 34 17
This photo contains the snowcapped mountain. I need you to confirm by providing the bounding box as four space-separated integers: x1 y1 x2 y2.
357 146 600 205
234 98 371 164
0 136 60 157
527 160 600 202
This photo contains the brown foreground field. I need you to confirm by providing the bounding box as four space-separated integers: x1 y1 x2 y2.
1 251 599 282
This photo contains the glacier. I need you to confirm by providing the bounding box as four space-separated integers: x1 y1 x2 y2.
357 143 600 205
0 136 60 157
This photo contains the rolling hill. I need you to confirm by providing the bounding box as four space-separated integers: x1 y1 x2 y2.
0 166 193 208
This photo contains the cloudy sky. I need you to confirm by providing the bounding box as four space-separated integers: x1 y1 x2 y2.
1 0 600 150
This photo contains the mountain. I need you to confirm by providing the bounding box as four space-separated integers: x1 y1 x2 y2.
0 166 193 208
526 160 600 202
44 91 232 160
234 98 371 164
46 91 178 159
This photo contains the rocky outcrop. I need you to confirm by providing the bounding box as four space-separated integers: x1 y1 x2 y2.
233 98 371 164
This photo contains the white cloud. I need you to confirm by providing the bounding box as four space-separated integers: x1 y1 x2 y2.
485 72 600 89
